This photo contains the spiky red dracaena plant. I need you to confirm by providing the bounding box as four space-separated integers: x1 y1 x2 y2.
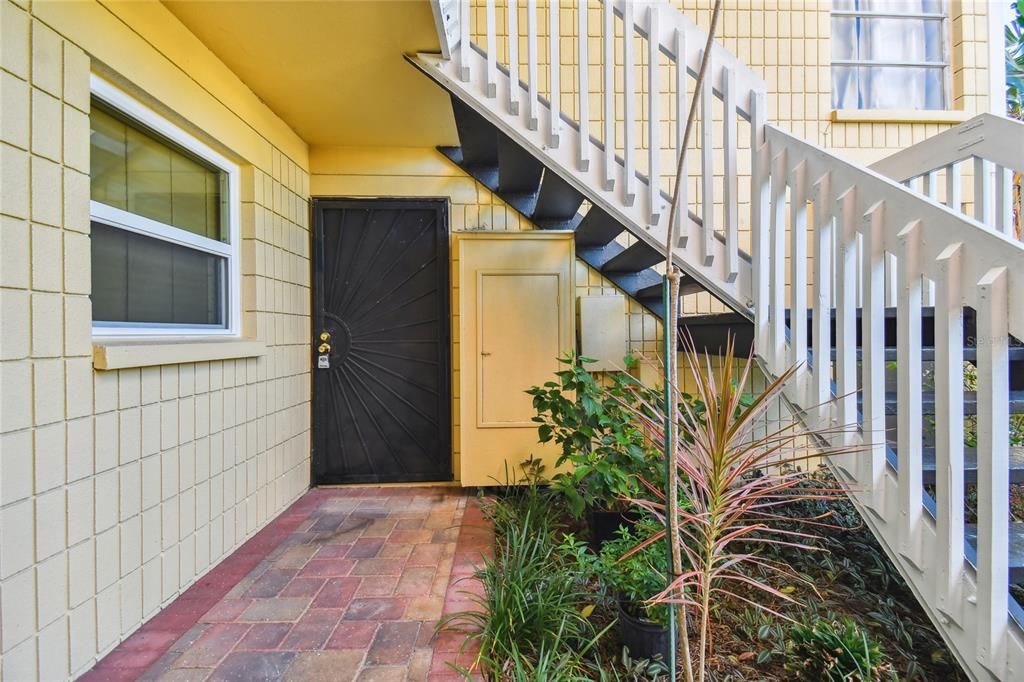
622 335 860 682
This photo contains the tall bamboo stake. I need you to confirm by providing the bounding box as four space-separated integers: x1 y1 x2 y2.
662 2 723 680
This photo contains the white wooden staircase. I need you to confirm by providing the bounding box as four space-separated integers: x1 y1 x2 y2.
413 1 1024 678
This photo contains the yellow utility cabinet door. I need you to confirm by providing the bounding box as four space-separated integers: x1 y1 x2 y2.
458 232 574 486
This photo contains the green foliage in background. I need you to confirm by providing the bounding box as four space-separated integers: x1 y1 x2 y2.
1008 1 1024 116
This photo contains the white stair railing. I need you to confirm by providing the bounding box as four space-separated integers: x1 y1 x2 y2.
427 2 1024 678
871 114 1024 243
759 124 1024 680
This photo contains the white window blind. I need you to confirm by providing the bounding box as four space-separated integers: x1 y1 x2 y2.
89 76 241 336
831 0 949 110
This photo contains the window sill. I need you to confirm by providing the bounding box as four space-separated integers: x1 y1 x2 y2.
830 109 973 124
92 338 267 370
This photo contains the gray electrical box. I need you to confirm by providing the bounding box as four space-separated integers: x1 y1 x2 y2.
578 295 627 371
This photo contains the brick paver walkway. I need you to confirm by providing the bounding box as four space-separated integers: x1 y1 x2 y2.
81 487 489 681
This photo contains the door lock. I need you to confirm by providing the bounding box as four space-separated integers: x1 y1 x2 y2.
316 330 333 370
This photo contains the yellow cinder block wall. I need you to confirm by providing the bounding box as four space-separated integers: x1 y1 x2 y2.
0 1 311 678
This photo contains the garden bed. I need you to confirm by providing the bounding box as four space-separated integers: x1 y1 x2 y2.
436 349 971 680
442 473 966 681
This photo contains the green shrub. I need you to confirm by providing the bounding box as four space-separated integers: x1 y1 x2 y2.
527 354 666 517
784 617 895 681
597 519 672 626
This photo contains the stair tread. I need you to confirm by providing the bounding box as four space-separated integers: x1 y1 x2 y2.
574 208 626 248
497 133 543 197
832 347 1024 362
858 390 1024 416
437 145 500 192
601 240 663 274
635 277 701 301
532 171 585 227
449 97 498 170
576 244 666 318
964 523 1024 582
919 447 1024 483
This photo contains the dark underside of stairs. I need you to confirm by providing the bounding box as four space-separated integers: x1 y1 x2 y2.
433 84 1024 585
437 96 709 321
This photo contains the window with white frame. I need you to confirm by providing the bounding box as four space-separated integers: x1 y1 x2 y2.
89 77 240 335
831 0 950 110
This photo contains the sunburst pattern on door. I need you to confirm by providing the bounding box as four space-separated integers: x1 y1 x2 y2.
312 200 451 484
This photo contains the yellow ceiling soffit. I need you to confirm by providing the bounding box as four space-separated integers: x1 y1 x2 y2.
162 0 458 148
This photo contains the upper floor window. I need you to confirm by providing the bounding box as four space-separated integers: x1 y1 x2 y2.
89 77 240 335
831 0 949 110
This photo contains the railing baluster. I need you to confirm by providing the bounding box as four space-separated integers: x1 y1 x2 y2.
861 201 886 505
723 66 739 282
751 91 769 355
675 28 689 246
974 157 992 226
622 0 637 206
934 242 964 624
700 49 714 266
919 171 941 310
945 161 961 213
526 0 539 130
646 3 661 224
812 172 833 427
896 220 923 563
548 0 560 148
923 170 938 200
507 0 520 115
485 0 497 96
789 160 808 399
577 0 590 171
458 0 471 81
769 149 787 373
602 0 614 191
835 188 859 436
995 164 1012 236
855 231 863 309
885 253 898 308
976 266 1010 675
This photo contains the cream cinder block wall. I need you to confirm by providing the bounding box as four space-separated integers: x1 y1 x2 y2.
0 1 312 679
310 146 664 477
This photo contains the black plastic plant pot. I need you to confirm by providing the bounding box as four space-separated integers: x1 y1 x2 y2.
615 599 671 664
588 509 641 548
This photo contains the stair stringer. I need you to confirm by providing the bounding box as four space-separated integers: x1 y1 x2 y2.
408 50 754 320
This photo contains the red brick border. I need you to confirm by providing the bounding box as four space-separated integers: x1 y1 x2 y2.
429 497 492 680
79 488 357 680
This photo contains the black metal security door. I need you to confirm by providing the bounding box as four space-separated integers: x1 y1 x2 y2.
312 199 452 484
